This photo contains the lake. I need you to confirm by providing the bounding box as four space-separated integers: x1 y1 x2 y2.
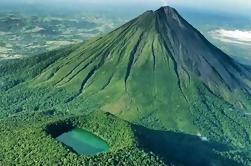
57 128 109 155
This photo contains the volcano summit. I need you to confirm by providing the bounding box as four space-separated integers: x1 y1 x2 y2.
0 6 251 166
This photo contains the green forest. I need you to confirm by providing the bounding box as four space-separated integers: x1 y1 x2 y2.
1 6 251 166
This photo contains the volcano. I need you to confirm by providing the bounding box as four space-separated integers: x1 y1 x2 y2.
1 6 251 165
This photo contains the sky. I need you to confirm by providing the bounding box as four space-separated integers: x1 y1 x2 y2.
1 0 251 16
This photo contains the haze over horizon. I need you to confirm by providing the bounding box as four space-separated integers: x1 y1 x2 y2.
1 0 251 17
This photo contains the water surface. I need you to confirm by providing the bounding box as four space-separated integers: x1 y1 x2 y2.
57 128 109 155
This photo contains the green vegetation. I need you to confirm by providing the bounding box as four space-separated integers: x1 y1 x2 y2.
0 111 165 165
1 110 249 166
0 9 125 59
0 6 251 166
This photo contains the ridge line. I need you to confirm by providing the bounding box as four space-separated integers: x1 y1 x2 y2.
124 32 144 91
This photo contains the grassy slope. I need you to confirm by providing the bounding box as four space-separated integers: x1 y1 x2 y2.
0 10 251 165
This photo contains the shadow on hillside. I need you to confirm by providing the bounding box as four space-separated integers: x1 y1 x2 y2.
133 125 240 166
45 120 75 138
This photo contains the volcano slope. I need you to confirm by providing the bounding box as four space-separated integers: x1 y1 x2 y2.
1 6 251 165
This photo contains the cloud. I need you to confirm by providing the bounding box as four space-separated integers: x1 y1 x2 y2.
210 29 251 46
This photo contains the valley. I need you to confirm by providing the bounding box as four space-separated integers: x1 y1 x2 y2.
0 10 126 59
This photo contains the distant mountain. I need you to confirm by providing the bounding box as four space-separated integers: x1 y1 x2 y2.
1 6 251 165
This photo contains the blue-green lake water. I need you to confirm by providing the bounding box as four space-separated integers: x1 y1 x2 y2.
57 128 109 155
